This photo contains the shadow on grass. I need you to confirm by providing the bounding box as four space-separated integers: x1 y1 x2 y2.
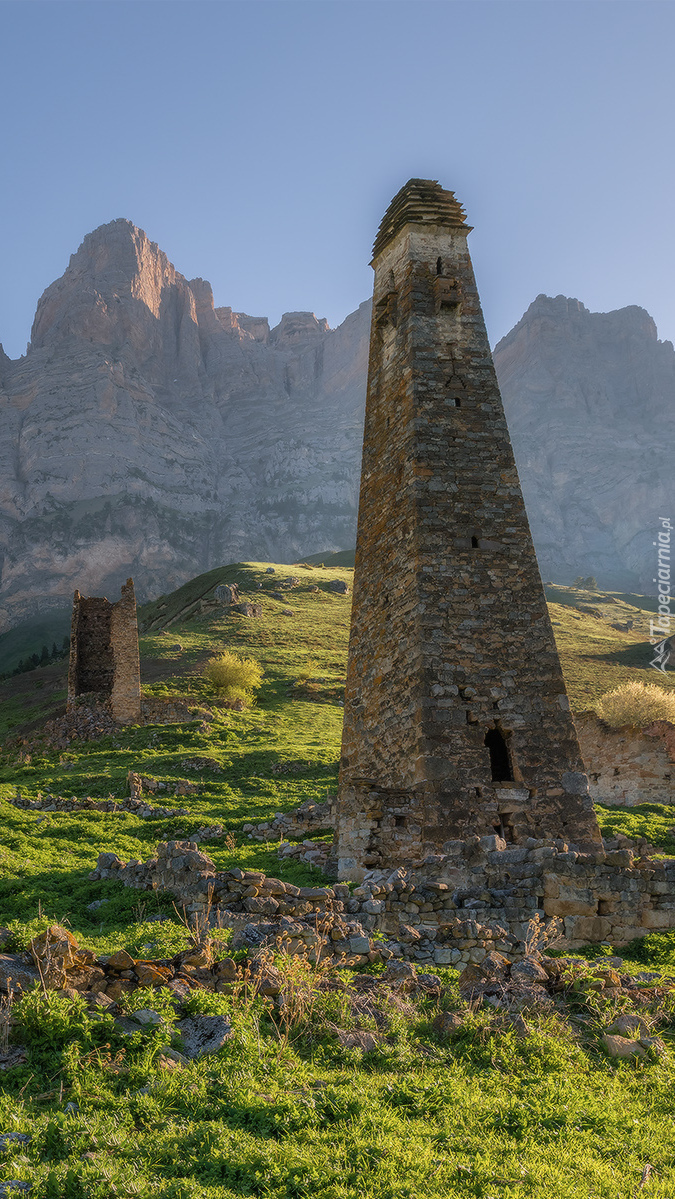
579 642 662 668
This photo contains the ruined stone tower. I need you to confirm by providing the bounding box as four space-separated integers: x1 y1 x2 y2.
67 578 141 723
335 179 601 878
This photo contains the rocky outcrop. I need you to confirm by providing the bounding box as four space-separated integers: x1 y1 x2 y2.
1 220 673 627
494 294 675 591
0 219 369 629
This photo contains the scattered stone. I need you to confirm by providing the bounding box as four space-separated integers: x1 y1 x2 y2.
432 1011 464 1036
335 1029 379 1052
180 758 222 773
232 602 262 617
602 1033 647 1060
606 1013 651 1039
176 1015 233 1059
0 1134 31 1152
215 583 240 605
0 1048 28 1071
504 1012 531 1038
156 1048 189 1069
510 957 549 985
327 579 349 594
106 950 135 972
639 1035 666 1055
0 1184 33 1195
0 956 40 995
131 1008 162 1026
381 960 418 991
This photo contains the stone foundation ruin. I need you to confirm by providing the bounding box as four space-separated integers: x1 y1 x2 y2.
67 578 141 723
90 833 675 967
577 714 675 807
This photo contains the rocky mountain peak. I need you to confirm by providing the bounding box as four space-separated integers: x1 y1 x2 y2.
494 295 675 589
269 311 330 347
0 213 672 631
498 293 660 354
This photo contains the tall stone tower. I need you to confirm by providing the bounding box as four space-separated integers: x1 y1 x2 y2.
67 578 141 723
335 179 601 878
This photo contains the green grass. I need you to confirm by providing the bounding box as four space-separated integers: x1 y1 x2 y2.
2 561 675 1196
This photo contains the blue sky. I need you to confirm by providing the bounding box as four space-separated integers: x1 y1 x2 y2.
1 0 673 358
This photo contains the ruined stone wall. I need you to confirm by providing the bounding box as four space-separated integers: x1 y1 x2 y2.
337 180 600 878
110 579 141 722
67 578 141 722
68 598 114 698
92 835 675 967
577 714 675 807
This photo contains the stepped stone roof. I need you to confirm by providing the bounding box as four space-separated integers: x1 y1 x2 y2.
372 178 472 260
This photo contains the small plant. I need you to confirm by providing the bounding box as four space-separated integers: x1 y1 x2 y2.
595 681 675 728
202 650 263 704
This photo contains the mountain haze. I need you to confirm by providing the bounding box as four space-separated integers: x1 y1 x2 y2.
0 220 369 630
0 219 673 630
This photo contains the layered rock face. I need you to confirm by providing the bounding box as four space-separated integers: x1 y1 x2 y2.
494 295 675 591
0 220 369 628
1 220 673 628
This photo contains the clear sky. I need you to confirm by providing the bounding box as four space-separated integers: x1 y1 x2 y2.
1 0 673 359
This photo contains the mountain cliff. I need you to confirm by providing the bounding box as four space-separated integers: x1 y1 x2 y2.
494 295 675 591
0 220 369 629
1 221 673 630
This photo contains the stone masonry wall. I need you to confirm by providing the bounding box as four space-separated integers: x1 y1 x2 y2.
577 714 675 807
91 834 675 968
68 578 141 722
336 180 600 879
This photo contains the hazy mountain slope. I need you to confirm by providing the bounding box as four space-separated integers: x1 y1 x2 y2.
0 219 673 631
0 220 369 629
494 295 675 591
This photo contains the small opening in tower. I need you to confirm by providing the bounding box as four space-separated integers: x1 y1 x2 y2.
436 257 443 275
471 536 479 548
485 726 514 781
386 416 390 428
453 397 461 408
495 813 514 842
394 815 406 828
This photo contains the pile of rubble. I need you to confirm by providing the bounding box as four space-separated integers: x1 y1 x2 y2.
37 699 118 748
10 790 188 821
180 757 223 773
278 838 330 870
1 923 671 1068
0 915 388 1008
243 795 335 841
455 947 670 1057
87 832 675 964
127 771 197 801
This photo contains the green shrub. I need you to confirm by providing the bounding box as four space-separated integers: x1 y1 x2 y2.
202 650 263 703
595 681 675 728
14 990 110 1050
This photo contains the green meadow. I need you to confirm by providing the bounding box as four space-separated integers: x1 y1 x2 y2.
0 563 674 1197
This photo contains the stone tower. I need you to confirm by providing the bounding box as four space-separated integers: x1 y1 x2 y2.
67 578 141 723
334 179 601 878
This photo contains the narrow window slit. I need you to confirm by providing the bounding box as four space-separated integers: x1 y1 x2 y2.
485 726 513 781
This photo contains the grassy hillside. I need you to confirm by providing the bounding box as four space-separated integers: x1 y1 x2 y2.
1 563 675 1197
